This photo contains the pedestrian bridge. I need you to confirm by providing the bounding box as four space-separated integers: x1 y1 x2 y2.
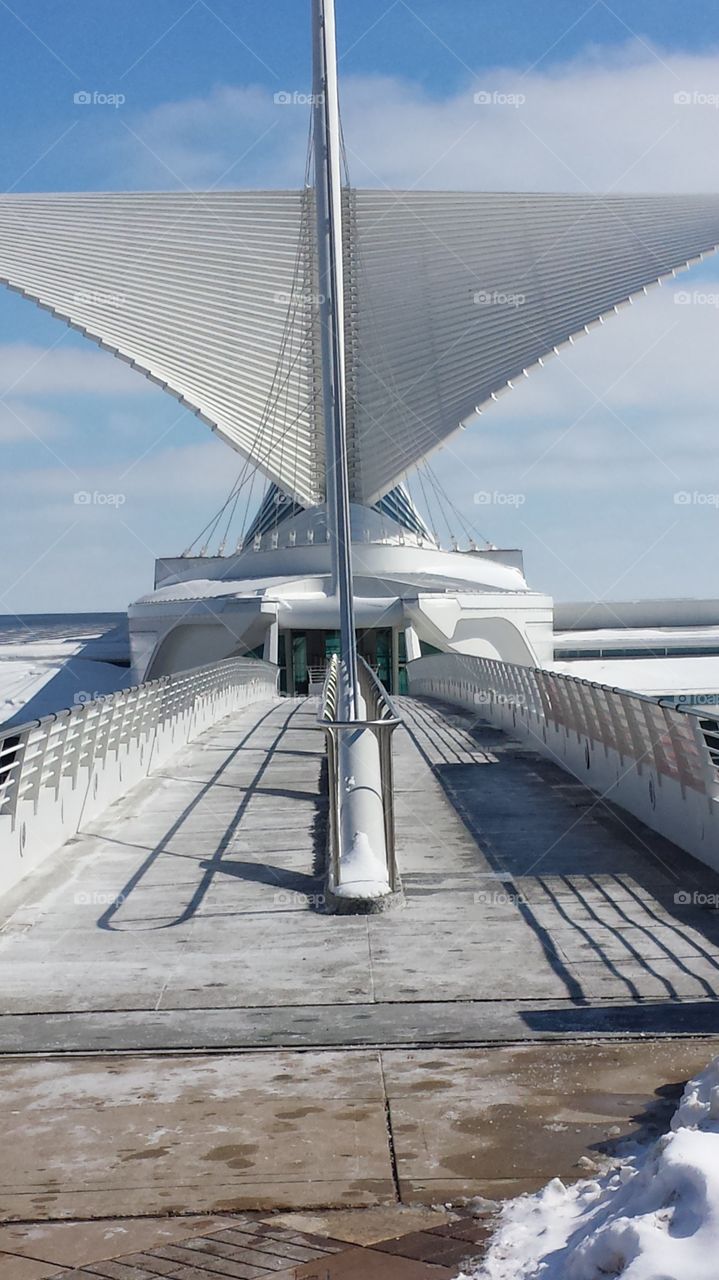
3 658 719 1221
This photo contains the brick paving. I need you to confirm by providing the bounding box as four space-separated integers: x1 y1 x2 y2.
0 1213 493 1280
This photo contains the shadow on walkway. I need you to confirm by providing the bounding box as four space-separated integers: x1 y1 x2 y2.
401 696 719 1008
97 699 328 931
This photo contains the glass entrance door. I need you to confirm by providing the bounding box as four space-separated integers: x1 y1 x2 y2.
288 627 395 694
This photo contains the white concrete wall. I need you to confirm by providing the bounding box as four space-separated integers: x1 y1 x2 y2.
405 593 555 666
408 652 719 875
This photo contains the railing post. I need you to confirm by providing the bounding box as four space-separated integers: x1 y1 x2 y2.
319 654 402 911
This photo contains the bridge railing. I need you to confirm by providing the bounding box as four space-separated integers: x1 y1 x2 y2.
407 652 719 872
0 656 278 896
319 654 401 908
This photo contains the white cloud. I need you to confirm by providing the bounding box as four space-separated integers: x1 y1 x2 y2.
340 50 719 193
0 343 153 397
0 401 64 442
425 274 719 503
489 281 719 418
113 84 308 190
0 439 241 611
110 44 719 195
0 438 234 506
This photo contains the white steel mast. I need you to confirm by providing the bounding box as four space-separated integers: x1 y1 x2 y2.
312 0 360 719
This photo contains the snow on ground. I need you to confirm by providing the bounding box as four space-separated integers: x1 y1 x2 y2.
0 638 129 728
463 1056 719 1280
549 654 719 698
0 639 86 716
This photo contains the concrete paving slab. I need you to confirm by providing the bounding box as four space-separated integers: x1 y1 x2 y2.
263 1208 455 1246
7 999 719 1055
0 1052 394 1220
382 1039 719 1201
552 922 719 964
389 698 719 1004
565 954 719 1000
0 1254 62 1280
0 1217 226 1267
0 701 369 1016
367 920 569 1001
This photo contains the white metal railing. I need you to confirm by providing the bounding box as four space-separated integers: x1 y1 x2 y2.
319 654 401 907
307 664 328 695
0 656 279 896
407 652 719 872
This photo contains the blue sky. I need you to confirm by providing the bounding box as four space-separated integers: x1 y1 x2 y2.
2 0 719 611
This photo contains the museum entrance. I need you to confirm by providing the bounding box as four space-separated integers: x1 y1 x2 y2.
279 627 404 695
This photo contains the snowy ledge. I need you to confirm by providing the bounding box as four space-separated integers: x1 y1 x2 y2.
462 1055 719 1280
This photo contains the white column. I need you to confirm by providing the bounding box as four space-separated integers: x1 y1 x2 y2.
312 0 359 720
405 625 422 662
263 619 279 665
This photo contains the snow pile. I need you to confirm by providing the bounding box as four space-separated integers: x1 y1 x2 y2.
334 829 391 898
463 1056 719 1280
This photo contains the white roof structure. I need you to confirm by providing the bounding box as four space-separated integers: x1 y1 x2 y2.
1 189 719 505
350 191 719 501
0 190 322 505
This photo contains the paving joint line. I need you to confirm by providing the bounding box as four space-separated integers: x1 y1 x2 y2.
378 1049 401 1202
4 1031 719 1059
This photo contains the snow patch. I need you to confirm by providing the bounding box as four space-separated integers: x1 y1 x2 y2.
463 1055 719 1280
334 829 391 899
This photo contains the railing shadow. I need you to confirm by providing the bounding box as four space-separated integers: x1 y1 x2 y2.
97 699 327 930
402 696 719 1009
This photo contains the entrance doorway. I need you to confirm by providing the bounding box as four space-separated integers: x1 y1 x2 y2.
282 628 396 694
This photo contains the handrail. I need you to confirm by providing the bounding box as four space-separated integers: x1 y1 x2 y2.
407 651 719 873
319 654 402 909
0 655 279 897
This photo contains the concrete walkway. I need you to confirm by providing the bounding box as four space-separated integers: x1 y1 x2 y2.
3 694 719 1236
393 696 719 1010
5 695 719 1047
